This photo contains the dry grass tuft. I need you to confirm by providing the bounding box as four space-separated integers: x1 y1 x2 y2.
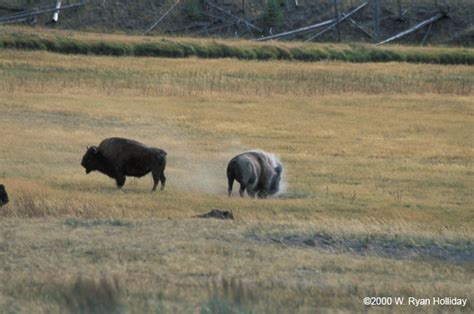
202 278 255 314
0 191 98 218
62 275 123 314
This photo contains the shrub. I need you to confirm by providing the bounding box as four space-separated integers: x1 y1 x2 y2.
56 39 90 55
89 41 132 56
263 0 285 27
254 45 280 60
185 0 202 21
179 42 197 56
133 40 185 57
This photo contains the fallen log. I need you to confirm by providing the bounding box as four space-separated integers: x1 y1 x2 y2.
205 0 262 33
256 18 336 41
305 2 368 42
0 0 85 24
377 12 446 45
143 0 180 35
347 16 374 39
193 21 232 35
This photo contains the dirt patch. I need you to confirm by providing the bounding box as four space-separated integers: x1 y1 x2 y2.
277 190 313 200
250 232 473 263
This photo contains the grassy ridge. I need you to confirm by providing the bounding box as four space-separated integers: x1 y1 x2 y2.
0 28 473 64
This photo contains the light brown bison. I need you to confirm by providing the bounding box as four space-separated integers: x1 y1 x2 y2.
81 137 167 191
227 150 283 198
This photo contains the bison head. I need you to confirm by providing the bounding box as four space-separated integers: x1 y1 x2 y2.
0 184 9 206
81 146 100 174
269 164 283 195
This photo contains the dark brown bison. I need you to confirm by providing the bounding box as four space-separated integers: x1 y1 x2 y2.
0 184 9 206
227 150 283 198
81 137 167 191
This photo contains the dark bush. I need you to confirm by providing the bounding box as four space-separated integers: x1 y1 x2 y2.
185 0 202 21
263 0 285 27
254 45 281 60
56 39 90 55
89 41 131 56
133 40 185 57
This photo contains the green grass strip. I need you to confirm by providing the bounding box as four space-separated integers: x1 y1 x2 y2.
1 32 473 65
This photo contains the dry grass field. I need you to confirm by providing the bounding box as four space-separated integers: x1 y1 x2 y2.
0 47 473 313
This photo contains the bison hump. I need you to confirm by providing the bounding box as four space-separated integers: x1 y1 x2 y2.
98 138 152 160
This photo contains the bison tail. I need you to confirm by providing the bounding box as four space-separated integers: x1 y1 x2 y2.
227 174 235 197
226 163 237 196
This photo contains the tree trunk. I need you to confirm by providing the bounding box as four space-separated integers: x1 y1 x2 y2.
373 0 379 42
333 0 341 41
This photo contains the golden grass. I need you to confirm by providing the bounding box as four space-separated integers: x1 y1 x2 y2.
0 49 472 312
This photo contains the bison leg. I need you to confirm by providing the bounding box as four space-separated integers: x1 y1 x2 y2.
257 190 268 199
115 174 126 189
151 171 160 191
159 173 166 190
239 184 246 197
151 172 166 191
152 166 166 192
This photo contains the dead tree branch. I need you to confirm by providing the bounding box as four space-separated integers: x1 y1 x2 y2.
205 0 262 33
305 2 368 42
0 0 85 24
347 16 375 39
421 23 433 45
143 0 180 35
377 12 446 45
257 19 336 41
